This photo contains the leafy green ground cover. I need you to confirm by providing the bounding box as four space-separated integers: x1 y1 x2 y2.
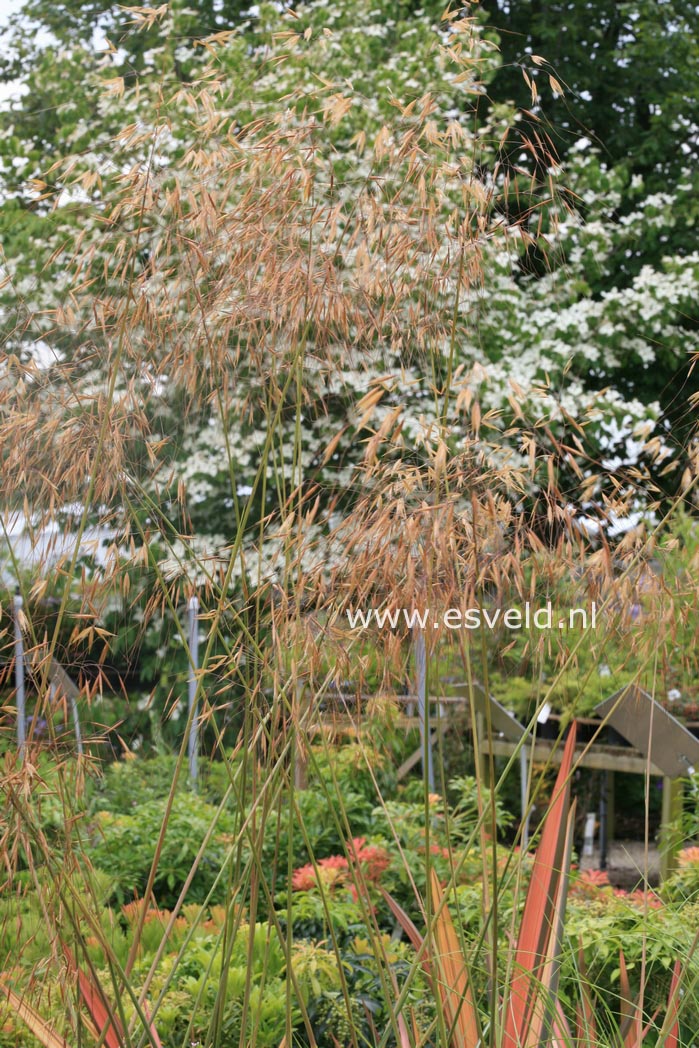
3 743 699 1047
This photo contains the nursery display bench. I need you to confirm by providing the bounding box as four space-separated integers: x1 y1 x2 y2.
474 684 699 880
307 676 699 881
316 682 699 881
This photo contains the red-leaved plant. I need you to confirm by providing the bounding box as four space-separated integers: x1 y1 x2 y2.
383 722 685 1047
292 837 391 895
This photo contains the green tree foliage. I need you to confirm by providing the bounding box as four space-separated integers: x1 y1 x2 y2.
482 0 699 188
481 0 699 450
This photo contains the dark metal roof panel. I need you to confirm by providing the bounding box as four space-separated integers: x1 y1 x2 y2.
29 657 80 699
473 684 525 742
595 685 699 779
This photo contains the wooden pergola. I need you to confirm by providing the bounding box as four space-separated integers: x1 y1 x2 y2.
471 685 699 878
311 682 699 880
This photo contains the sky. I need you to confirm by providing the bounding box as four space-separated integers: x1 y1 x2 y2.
0 0 48 103
0 0 19 23
0 0 20 104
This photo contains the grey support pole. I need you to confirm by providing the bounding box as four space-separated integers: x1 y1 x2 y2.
13 594 26 761
413 628 434 791
71 691 84 756
520 745 530 849
187 595 200 788
599 769 608 871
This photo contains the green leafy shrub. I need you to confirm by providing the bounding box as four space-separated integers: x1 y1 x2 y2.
88 753 239 814
661 846 699 904
89 793 236 906
88 754 181 814
256 743 394 873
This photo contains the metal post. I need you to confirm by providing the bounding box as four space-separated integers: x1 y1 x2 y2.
660 776 684 882
606 770 615 841
599 769 608 871
413 628 434 791
520 745 530 849
71 692 84 756
13 594 26 761
187 596 199 788
294 679 308 790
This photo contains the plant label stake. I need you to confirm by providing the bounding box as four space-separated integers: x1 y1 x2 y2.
13 593 26 762
187 595 199 788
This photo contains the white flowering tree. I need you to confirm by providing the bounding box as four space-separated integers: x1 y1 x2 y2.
1 0 698 731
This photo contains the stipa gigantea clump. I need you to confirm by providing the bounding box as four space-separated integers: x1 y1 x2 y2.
0 2 699 1047
0 2 572 741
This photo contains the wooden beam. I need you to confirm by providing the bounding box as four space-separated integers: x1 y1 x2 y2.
308 714 435 734
324 693 474 706
481 738 664 776
659 776 684 882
